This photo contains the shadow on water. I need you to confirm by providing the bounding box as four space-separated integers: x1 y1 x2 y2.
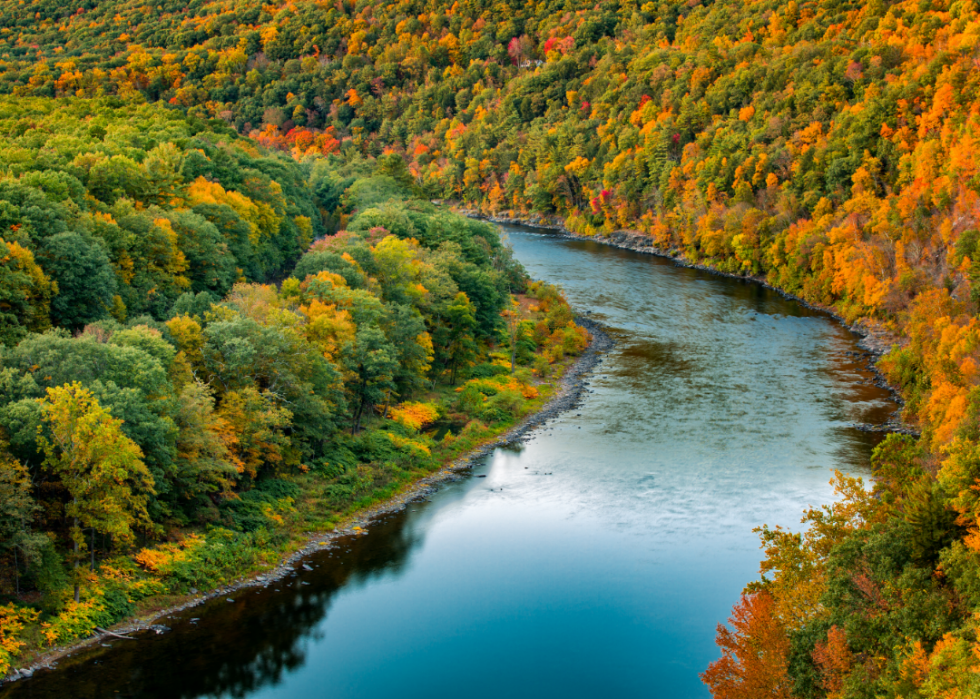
2 513 422 699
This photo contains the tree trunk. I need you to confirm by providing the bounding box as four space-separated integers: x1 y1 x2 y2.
352 398 364 435
351 378 368 435
73 516 80 603
90 528 96 572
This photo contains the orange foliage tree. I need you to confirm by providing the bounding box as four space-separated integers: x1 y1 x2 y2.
701 591 793 699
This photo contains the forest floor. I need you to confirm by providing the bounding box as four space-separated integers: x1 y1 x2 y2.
4 318 614 684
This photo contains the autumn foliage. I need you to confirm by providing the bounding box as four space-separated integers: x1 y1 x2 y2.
4 0 980 691
0 604 39 676
388 402 440 431
701 591 792 699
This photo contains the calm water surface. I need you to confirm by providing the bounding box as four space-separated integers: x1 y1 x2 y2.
3 226 897 699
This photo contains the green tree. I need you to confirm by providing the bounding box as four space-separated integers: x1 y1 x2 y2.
442 292 478 385
0 442 45 595
37 383 155 602
40 233 117 329
348 325 399 434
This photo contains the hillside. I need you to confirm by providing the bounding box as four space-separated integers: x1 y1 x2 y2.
3 0 978 437
2 0 980 695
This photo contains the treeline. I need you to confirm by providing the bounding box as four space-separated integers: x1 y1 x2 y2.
0 99 590 673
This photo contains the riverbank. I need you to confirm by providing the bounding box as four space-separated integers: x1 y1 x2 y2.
466 209 915 437
1 318 613 687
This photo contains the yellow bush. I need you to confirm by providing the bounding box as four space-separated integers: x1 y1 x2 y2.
386 432 431 456
457 375 538 400
43 598 104 647
135 534 205 574
389 401 440 431
0 604 40 675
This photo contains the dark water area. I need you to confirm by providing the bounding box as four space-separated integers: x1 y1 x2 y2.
2 226 898 699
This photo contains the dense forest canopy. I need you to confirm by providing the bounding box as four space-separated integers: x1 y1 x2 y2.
0 98 323 342
1 0 980 695
0 97 590 674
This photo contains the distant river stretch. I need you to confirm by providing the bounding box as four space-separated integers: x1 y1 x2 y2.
2 224 897 699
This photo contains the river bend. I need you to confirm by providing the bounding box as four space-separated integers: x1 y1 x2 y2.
0 225 897 699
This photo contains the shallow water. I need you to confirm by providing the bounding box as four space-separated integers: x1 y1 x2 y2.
2 226 897 699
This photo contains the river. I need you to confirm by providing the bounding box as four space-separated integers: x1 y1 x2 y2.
1 224 897 699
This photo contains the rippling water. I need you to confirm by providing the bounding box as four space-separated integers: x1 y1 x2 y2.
2 225 897 699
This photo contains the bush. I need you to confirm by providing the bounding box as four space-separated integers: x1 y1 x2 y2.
483 389 526 422
469 362 508 378
219 479 299 532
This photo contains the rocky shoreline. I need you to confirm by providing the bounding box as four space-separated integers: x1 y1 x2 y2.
2 318 614 686
466 210 916 437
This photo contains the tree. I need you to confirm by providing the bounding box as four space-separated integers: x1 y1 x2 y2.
1 329 179 496
38 383 155 602
502 297 520 373
40 232 117 329
163 210 237 296
507 35 535 68
172 380 237 499
216 386 292 481
442 292 478 385
348 325 399 434
86 154 146 204
0 442 44 595
701 591 792 699
384 303 432 395
0 238 53 346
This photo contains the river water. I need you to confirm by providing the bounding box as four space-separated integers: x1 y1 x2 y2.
2 225 897 699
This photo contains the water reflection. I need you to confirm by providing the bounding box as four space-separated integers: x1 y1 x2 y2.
2 226 898 699
4 515 421 699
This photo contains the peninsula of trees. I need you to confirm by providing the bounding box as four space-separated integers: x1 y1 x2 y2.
0 97 588 673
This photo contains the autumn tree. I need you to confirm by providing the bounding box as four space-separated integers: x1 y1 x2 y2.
216 386 293 480
700 591 793 699
172 380 237 498
38 383 155 602
0 238 53 346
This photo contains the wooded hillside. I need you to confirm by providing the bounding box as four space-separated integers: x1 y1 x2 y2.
0 98 589 674
2 0 980 695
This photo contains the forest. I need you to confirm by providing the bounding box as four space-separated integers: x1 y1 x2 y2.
1 0 979 695
0 97 589 673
